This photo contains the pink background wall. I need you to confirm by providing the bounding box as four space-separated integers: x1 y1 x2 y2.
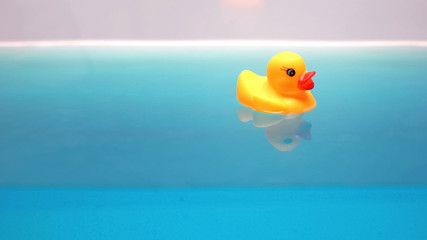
1 0 426 41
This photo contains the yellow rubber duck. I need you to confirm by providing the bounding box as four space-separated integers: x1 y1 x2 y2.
236 52 317 114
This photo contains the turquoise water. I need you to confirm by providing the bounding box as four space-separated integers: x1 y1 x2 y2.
1 187 427 239
0 46 427 239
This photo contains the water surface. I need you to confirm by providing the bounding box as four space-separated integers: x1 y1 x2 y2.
0 46 426 239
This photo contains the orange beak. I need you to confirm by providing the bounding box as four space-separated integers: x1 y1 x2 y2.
298 71 316 90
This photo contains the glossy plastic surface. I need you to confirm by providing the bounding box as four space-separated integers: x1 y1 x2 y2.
237 52 316 114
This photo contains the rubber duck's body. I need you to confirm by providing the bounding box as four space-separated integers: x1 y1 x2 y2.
237 52 316 114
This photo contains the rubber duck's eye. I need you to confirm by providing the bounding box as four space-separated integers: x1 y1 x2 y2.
287 68 296 77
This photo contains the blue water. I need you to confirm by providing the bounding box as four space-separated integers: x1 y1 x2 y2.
0 46 426 239
1 187 427 240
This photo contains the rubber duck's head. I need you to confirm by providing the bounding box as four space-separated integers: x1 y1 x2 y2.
266 52 316 95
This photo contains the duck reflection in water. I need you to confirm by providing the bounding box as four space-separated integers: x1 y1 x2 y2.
237 106 312 152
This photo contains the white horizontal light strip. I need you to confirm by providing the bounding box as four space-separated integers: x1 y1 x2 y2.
0 40 427 47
